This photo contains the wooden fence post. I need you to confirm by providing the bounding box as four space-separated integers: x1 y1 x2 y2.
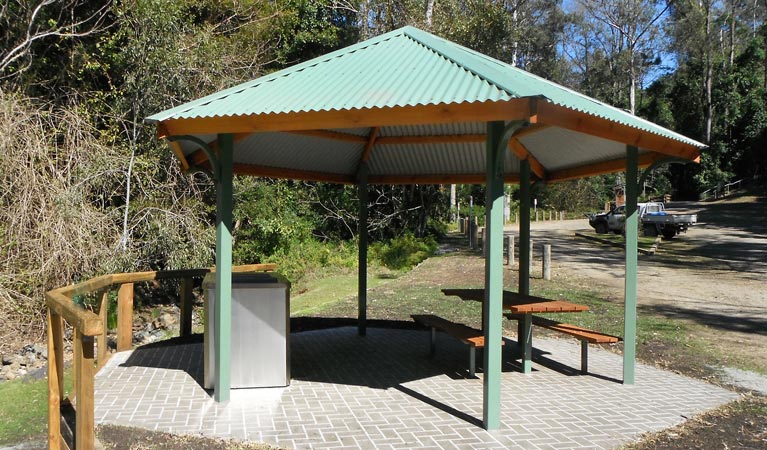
117 283 134 351
98 291 109 368
47 310 64 450
74 331 95 450
180 278 194 337
543 244 552 280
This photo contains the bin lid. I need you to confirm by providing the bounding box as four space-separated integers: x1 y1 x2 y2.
202 271 289 288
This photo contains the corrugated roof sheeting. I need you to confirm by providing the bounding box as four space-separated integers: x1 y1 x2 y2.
235 132 363 175
404 28 704 148
178 134 216 156
148 26 704 184
379 123 486 137
520 127 636 172
148 31 513 121
368 142 520 176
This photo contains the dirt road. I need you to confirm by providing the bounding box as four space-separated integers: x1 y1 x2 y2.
505 194 767 373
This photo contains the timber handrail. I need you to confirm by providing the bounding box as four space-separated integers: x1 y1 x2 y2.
45 263 276 450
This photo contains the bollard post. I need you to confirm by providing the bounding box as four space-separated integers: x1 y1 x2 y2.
471 219 479 250
529 239 534 266
515 212 518 224
508 235 515 266
535 210 539 222
543 244 551 280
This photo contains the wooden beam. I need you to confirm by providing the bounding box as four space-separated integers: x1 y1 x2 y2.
368 173 520 185
233 163 355 184
116 283 134 351
537 102 701 160
168 140 190 171
375 134 486 145
97 291 109 369
45 291 103 337
360 127 379 162
547 152 665 182
186 133 253 167
47 310 63 450
528 97 539 124
157 99 532 137
512 123 549 140
509 139 546 180
288 129 367 144
74 331 95 450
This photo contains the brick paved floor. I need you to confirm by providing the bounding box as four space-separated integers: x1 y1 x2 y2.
96 327 738 449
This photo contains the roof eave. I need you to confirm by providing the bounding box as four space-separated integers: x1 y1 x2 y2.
155 98 536 138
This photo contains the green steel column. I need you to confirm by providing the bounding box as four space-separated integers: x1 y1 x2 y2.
483 121 505 430
518 159 532 373
214 133 234 402
357 164 369 336
624 145 639 384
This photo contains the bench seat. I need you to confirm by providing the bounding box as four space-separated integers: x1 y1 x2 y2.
505 313 621 374
411 314 504 377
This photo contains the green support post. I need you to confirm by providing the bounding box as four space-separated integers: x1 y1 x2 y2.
482 121 505 430
214 133 234 402
518 159 532 373
624 146 639 384
358 164 369 336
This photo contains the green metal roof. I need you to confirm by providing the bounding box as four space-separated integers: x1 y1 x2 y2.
147 26 703 149
148 26 704 184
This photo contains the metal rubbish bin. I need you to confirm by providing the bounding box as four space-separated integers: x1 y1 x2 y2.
203 272 290 389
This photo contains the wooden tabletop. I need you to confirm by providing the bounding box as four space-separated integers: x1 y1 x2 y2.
441 288 589 314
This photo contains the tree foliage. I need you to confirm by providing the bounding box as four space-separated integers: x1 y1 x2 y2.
1 0 767 342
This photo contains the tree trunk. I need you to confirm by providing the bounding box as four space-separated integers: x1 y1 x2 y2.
450 184 456 222
511 7 519 67
704 1 713 144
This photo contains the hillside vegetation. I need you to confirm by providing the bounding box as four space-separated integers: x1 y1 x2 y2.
1 0 766 344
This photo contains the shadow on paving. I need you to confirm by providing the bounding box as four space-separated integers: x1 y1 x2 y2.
116 319 623 427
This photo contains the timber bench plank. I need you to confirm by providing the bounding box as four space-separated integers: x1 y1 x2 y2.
411 314 504 377
505 313 621 374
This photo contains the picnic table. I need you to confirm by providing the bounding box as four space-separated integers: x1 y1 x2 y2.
441 288 617 374
440 288 589 314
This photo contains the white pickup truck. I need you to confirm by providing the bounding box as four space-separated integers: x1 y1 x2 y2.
586 202 697 239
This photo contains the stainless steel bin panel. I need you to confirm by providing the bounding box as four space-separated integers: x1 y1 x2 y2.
204 274 290 389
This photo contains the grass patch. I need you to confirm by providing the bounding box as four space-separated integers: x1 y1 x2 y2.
291 269 398 316
0 370 73 445
622 395 767 449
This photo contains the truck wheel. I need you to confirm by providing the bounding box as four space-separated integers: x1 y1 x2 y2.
644 225 658 237
662 228 676 240
595 222 608 234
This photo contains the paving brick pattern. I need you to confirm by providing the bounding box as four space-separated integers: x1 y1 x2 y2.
96 327 738 449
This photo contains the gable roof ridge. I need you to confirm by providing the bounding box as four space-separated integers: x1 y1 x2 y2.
147 28 409 122
401 26 525 99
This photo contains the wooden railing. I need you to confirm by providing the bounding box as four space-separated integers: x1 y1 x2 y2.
45 264 276 450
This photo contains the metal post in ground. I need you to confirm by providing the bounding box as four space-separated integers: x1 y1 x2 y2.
529 239 534 267
543 244 551 280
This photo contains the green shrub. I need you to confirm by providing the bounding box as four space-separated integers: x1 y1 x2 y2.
265 239 358 289
370 233 438 271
